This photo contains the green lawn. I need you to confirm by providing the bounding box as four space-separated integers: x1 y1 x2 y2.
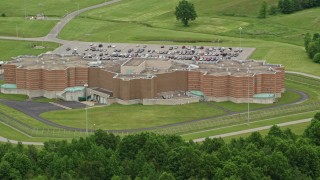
0 0 110 38
181 111 316 140
0 0 110 17
0 122 71 143
0 103 57 129
41 103 226 130
0 17 57 37
0 94 28 101
0 40 59 61
223 121 311 142
211 87 301 112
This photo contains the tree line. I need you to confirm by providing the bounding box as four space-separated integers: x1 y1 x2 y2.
304 33 320 63
278 0 320 14
258 0 320 19
0 112 320 179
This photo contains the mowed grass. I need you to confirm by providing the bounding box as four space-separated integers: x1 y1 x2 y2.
0 0 109 37
0 123 60 143
270 8 320 32
41 103 226 130
0 40 59 61
0 0 110 17
181 111 316 140
0 17 57 37
223 121 311 142
0 94 28 101
211 87 301 112
0 103 57 129
59 0 320 75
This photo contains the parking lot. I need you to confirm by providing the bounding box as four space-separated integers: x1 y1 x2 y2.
53 42 255 63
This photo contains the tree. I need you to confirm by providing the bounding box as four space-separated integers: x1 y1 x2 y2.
159 172 175 180
258 1 268 18
307 42 318 59
314 112 320 120
304 33 311 51
269 5 279 15
280 0 295 14
313 53 320 63
304 118 320 145
175 0 197 26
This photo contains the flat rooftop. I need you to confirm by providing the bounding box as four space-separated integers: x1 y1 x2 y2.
6 54 282 78
6 54 88 70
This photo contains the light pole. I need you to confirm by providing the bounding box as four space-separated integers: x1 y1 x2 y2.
217 39 220 48
239 27 242 50
84 83 88 134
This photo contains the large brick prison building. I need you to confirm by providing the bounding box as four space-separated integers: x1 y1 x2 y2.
1 54 285 104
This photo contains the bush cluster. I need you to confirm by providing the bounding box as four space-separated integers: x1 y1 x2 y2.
304 33 320 63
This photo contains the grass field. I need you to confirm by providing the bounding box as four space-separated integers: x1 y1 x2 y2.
0 122 70 143
58 0 320 75
212 88 301 112
181 111 316 140
0 0 109 17
0 103 57 129
0 17 57 37
0 0 109 38
0 39 59 60
41 103 226 130
223 121 311 142
0 94 28 101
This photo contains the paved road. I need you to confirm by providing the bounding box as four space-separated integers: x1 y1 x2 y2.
193 118 312 142
0 136 44 146
47 0 121 41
